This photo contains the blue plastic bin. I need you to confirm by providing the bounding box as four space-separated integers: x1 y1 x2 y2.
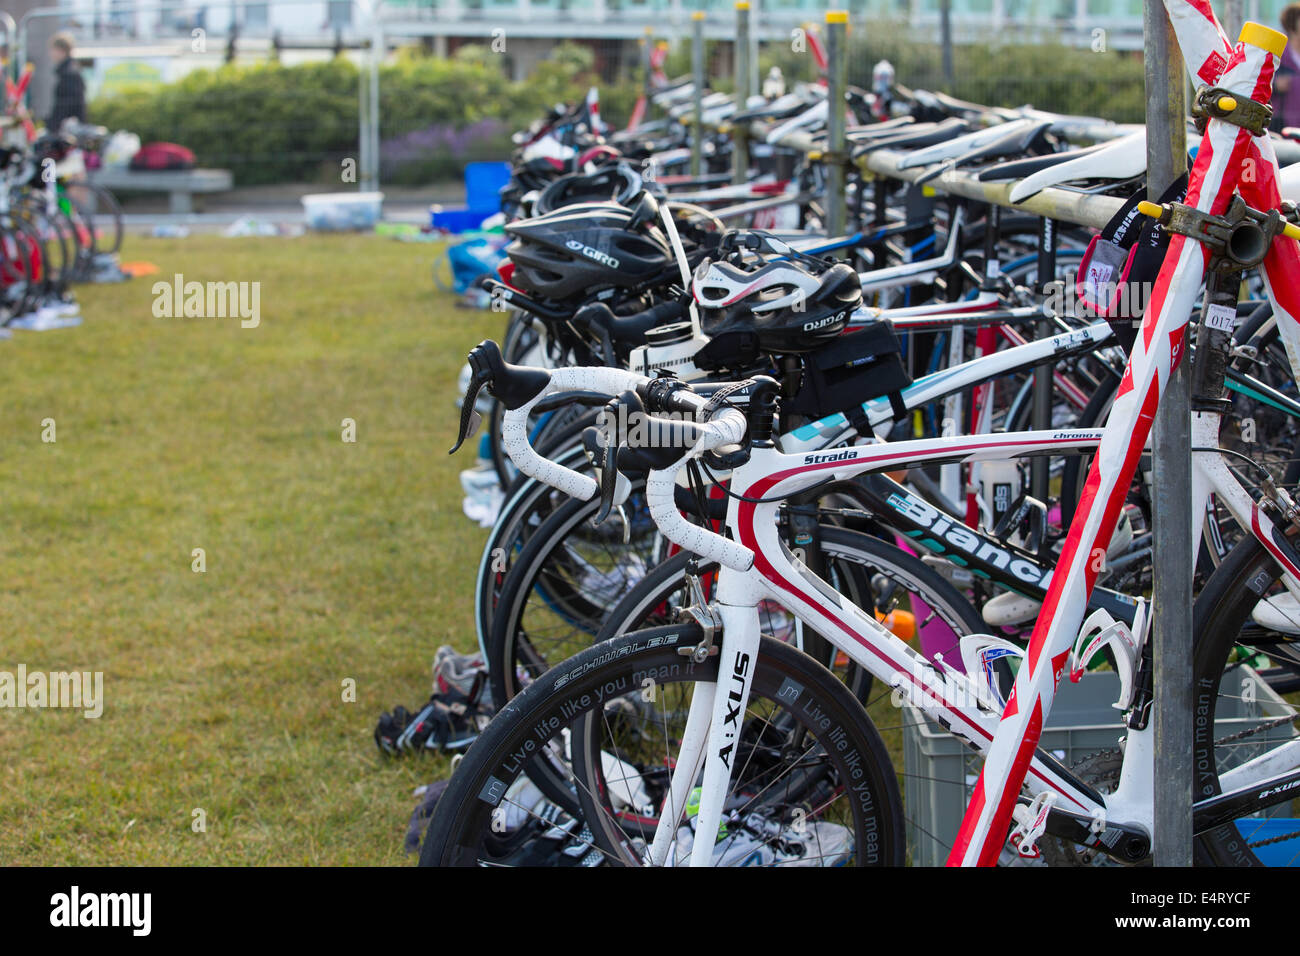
430 162 511 233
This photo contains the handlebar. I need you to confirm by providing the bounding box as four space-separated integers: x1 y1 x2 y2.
571 299 688 363
451 340 761 571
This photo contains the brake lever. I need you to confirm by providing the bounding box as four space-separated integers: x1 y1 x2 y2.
582 421 621 525
450 339 553 455
449 349 492 454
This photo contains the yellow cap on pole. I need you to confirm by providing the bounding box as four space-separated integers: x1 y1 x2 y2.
1218 95 1238 112
1240 22 1287 58
826 10 848 23
736 1 749 10
1137 201 1163 219
692 10 704 19
1284 221 1300 242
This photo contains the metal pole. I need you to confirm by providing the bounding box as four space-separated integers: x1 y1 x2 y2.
691 10 704 178
359 49 370 189
825 10 847 238
1221 0 1245 39
1144 0 1192 869
939 0 954 87
733 0 750 185
368 20 382 193
642 25 653 111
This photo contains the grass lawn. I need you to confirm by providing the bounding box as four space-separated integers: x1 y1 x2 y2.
0 234 498 864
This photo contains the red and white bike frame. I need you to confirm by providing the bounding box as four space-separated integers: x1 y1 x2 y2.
949 5 1300 866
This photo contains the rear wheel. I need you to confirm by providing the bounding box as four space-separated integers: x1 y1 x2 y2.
1193 534 1300 866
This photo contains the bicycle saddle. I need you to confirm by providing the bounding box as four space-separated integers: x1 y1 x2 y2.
914 120 1055 185
765 100 829 144
1278 159 1300 204
851 117 972 158
1004 130 1147 202
977 140 1110 182
845 115 917 141
909 89 988 121
895 117 1038 170
733 91 821 125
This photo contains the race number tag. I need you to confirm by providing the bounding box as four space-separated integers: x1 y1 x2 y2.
1204 302 1236 333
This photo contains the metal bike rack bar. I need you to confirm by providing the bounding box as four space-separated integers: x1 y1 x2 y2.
691 11 705 179
1144 0 1193 869
732 1 751 186
824 11 848 239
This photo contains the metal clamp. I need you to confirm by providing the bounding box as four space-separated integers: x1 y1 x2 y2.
1137 194 1300 273
1191 85 1272 137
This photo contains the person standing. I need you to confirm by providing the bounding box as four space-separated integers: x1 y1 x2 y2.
46 31 86 133
1273 5 1300 132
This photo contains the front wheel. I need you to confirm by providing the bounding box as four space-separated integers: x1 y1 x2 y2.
420 627 905 866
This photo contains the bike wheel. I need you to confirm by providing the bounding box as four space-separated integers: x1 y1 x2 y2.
487 483 661 709
419 627 905 866
1193 533 1300 865
472 427 596 659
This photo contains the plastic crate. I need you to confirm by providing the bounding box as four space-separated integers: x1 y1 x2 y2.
901 666 1296 866
302 191 384 231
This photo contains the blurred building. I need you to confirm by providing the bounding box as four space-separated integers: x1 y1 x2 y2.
18 0 1293 114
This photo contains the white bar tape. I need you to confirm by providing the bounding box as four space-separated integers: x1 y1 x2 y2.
644 410 754 572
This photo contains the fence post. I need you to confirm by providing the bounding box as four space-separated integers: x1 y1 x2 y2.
1144 0 1192 868
0 13 15 84
641 25 653 111
824 10 847 238
691 10 704 179
733 0 750 185
365 17 382 193
1222 0 1245 38
939 0 954 87
358 43 370 190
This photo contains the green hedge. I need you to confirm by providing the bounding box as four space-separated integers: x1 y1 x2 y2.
91 32 1144 188
90 45 641 186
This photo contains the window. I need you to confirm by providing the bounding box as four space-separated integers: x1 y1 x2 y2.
328 1 352 29
244 1 269 29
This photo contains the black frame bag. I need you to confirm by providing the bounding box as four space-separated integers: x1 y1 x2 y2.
785 319 912 423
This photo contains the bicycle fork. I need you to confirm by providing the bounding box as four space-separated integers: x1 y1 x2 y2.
647 598 764 867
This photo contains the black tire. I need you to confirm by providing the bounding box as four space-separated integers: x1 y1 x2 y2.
487 483 660 709
1193 533 1300 866
419 627 905 866
472 411 600 657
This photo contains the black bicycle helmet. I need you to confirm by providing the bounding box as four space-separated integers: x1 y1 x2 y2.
533 163 643 216
693 254 860 353
33 133 74 164
505 201 673 301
